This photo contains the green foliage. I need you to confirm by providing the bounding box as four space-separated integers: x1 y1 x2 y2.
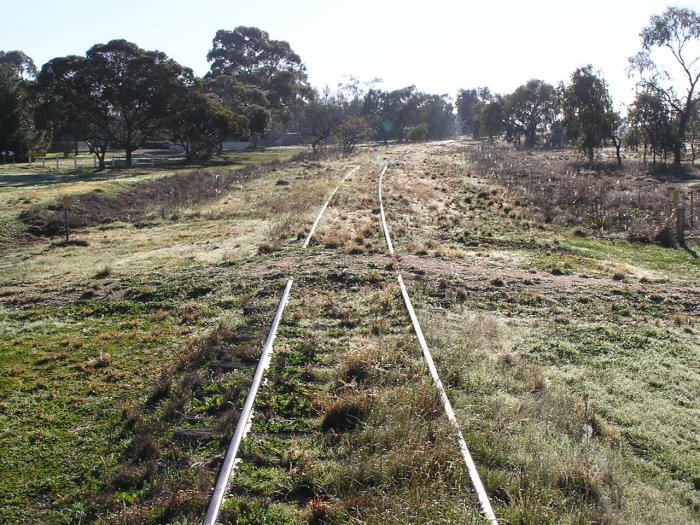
361 86 454 142
0 63 22 150
627 90 677 163
36 40 195 168
629 7 700 164
477 96 505 142
35 54 96 156
503 79 557 147
207 26 311 127
561 65 616 162
0 54 44 157
0 50 36 79
85 40 194 166
407 122 428 142
334 115 372 153
167 88 246 160
204 75 270 143
300 91 345 150
456 88 482 137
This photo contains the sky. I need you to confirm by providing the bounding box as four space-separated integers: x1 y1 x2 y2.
0 0 692 109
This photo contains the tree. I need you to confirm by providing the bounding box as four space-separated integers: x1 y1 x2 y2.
0 64 23 153
407 122 429 142
334 116 372 154
360 86 453 143
167 89 246 161
35 55 95 156
298 79 377 152
84 40 194 167
300 89 345 150
629 7 700 165
371 86 422 142
417 94 455 140
627 90 676 163
206 26 311 128
0 51 42 158
456 87 491 137
204 75 269 147
503 79 557 147
561 66 617 163
0 50 36 80
689 103 700 163
477 97 505 143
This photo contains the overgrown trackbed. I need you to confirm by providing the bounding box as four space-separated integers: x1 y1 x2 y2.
1 141 698 524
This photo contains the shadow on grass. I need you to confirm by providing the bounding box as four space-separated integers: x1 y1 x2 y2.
681 242 699 258
0 169 159 189
0 152 289 189
648 163 699 182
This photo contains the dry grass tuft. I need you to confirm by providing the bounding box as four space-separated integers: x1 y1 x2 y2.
321 392 372 433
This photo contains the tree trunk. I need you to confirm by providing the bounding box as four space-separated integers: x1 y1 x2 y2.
673 142 683 165
674 111 690 165
611 135 622 167
125 149 133 168
525 130 536 148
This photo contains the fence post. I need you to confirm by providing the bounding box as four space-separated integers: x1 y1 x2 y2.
690 192 695 230
74 157 78 169
56 157 60 169
111 157 116 168
42 157 46 168
62 196 70 243
677 208 686 244
93 157 97 168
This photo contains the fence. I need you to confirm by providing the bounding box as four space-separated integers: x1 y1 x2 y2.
20 155 186 170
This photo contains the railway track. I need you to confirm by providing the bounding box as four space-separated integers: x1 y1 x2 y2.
203 159 498 524
379 161 499 525
203 165 360 525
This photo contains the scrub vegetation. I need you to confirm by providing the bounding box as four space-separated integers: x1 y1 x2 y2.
1 140 698 524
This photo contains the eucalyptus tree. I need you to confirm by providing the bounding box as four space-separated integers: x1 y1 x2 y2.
0 50 36 80
206 26 311 133
418 93 455 140
300 88 345 151
561 66 618 163
503 79 557 147
477 96 505 143
0 50 41 158
456 87 491 138
629 7 700 165
36 55 98 157
627 90 676 163
204 75 270 147
83 40 194 167
0 63 23 153
166 89 245 161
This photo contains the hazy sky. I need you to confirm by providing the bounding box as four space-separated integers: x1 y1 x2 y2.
0 0 689 108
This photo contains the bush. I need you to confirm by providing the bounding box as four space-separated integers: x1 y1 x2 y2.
407 122 429 142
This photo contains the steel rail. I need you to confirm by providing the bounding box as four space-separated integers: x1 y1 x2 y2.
397 275 499 525
378 163 499 525
377 163 394 255
203 165 360 525
203 278 293 525
304 165 361 248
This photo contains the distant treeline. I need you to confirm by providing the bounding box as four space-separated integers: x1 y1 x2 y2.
460 7 700 166
0 7 697 168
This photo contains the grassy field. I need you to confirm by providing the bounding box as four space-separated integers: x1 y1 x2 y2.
0 142 698 524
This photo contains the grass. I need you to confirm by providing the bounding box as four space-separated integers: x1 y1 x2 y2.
1 140 698 524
